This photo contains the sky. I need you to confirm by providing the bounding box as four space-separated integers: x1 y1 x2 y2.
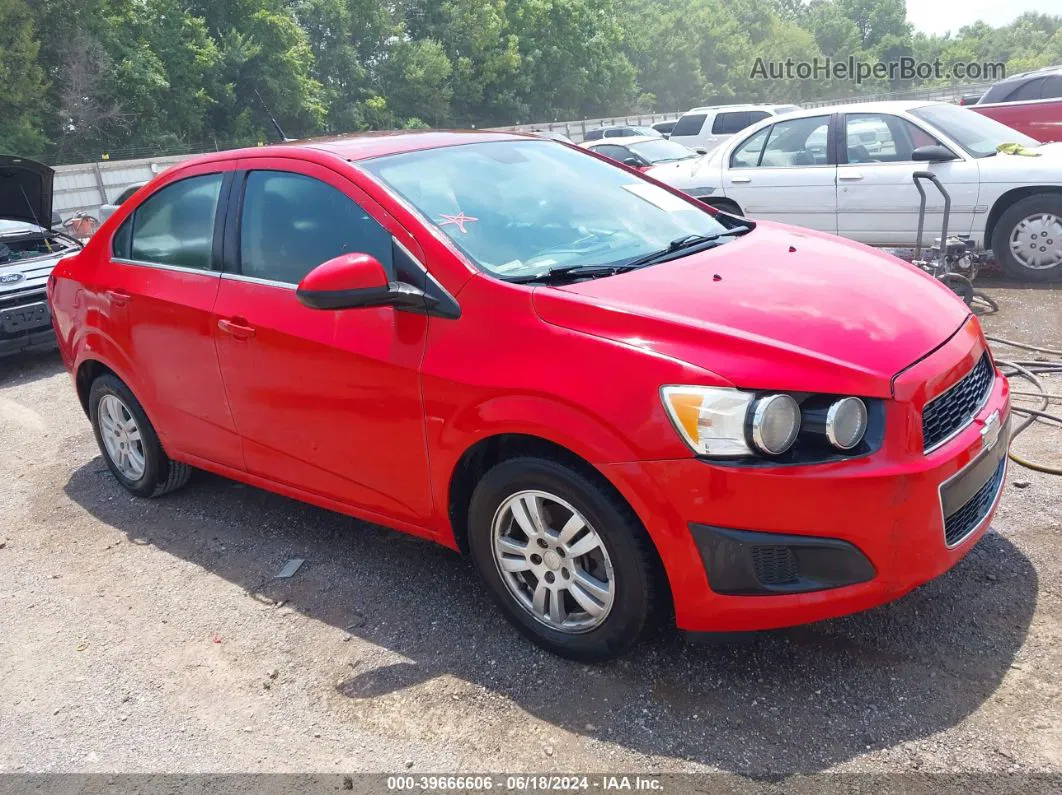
907 0 1062 35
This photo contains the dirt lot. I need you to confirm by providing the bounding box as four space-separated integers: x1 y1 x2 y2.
1 276 1060 778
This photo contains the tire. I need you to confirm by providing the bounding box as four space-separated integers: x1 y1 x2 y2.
992 193 1062 282
88 374 192 498
704 199 742 217
467 456 661 661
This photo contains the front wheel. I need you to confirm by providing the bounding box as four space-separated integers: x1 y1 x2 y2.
993 194 1062 281
467 457 661 661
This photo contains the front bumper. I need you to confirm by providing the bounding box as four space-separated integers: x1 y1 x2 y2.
602 330 1012 633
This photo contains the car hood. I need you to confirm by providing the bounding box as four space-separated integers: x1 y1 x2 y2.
0 156 55 228
644 156 714 189
532 224 971 398
976 141 1062 180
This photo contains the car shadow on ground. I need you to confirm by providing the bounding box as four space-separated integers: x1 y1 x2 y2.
64 461 1036 776
0 347 64 388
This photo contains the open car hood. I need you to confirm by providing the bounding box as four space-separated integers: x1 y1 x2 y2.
0 156 55 229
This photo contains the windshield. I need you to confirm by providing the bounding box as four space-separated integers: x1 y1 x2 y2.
910 104 1040 157
362 140 733 280
628 139 698 163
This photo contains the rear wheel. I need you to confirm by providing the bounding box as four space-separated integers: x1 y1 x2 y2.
89 374 191 497
993 194 1062 281
467 457 660 661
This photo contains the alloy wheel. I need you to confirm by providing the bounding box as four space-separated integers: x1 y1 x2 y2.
98 394 146 481
490 490 615 633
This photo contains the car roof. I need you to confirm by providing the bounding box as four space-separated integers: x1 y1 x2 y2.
752 100 940 118
682 104 791 114
994 65 1062 84
583 135 661 148
173 130 531 170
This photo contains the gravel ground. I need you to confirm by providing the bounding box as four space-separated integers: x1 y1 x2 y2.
0 276 1060 778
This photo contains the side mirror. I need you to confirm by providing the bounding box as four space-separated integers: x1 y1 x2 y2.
695 147 708 155
622 157 643 167
296 253 429 312
911 145 957 163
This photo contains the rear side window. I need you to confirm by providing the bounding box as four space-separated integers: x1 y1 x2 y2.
116 174 223 270
746 110 771 125
672 113 707 137
239 170 393 285
712 112 748 135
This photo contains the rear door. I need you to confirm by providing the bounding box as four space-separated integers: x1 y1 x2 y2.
211 157 433 524
720 114 838 233
100 161 244 468
835 112 980 246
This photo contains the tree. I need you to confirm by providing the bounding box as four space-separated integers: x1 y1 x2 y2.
0 0 48 155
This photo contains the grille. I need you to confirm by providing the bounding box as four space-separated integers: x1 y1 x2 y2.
922 353 994 452
943 457 1006 547
751 545 799 585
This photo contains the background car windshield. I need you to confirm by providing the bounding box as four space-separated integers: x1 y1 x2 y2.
628 139 698 163
910 105 1039 157
363 141 729 279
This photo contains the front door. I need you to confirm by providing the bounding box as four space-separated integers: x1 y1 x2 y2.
835 112 981 247
212 158 433 524
101 163 244 469
721 114 838 233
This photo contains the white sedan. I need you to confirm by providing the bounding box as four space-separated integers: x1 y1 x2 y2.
687 101 1062 281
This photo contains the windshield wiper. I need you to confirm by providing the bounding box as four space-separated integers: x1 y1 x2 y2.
506 226 751 285
506 264 628 285
620 226 751 270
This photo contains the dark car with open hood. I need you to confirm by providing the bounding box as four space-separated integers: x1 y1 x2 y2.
0 156 82 358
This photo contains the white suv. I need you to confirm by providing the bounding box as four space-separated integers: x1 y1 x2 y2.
669 104 801 153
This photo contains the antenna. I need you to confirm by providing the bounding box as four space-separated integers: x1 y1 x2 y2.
254 88 294 143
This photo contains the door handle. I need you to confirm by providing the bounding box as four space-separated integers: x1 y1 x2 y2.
217 317 256 340
105 289 130 306
731 175 752 183
839 172 863 180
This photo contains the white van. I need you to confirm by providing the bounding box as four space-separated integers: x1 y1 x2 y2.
669 104 801 153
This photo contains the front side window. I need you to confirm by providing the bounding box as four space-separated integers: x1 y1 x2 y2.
239 171 393 284
592 145 636 163
123 173 223 270
362 140 732 281
844 113 945 162
1008 78 1045 102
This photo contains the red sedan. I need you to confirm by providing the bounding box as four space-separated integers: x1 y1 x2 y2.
48 131 1010 660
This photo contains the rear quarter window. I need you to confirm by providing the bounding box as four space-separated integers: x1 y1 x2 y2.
712 112 749 134
672 113 707 137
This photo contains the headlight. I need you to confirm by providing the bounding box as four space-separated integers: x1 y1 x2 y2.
663 386 874 460
748 394 801 455
801 397 868 450
660 386 755 457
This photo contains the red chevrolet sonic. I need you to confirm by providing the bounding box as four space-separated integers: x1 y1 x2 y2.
48 131 1011 660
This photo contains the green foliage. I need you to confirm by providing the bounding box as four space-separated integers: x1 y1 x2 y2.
4 0 1061 163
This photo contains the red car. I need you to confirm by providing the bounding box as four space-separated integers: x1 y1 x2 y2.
48 131 1011 660
970 66 1062 142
